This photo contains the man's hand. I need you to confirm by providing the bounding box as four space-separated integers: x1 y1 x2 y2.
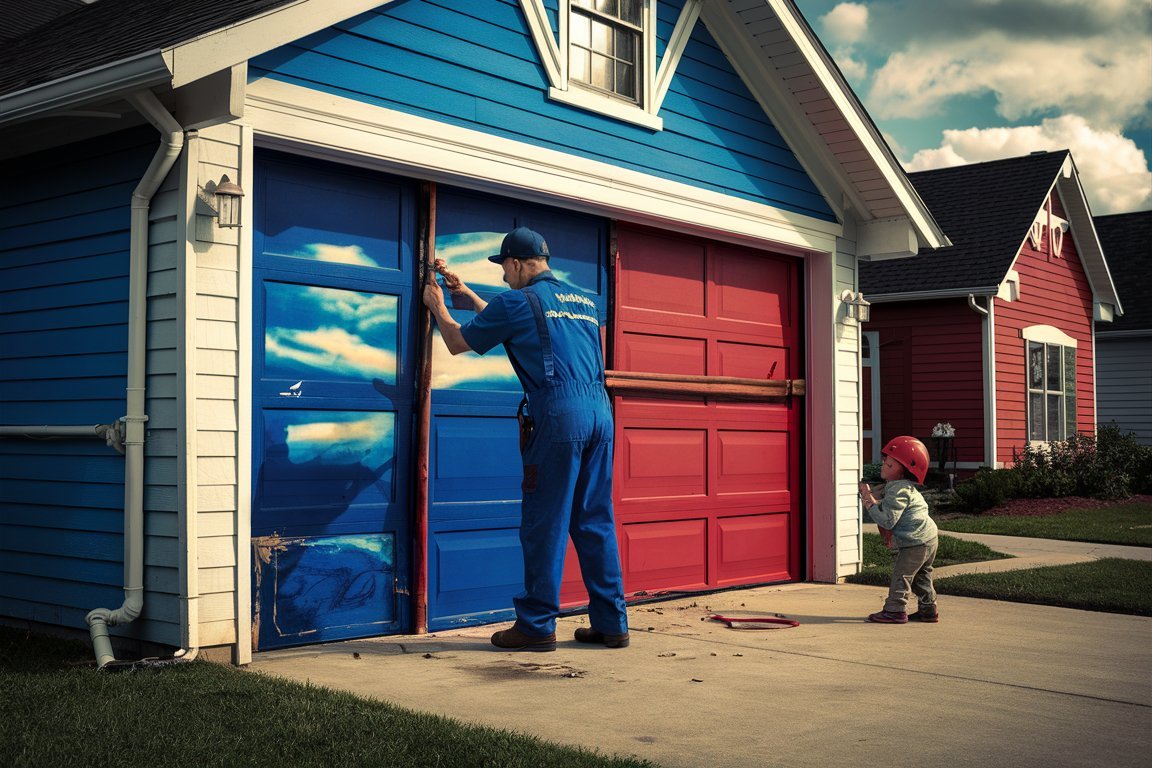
423 279 447 312
433 258 463 292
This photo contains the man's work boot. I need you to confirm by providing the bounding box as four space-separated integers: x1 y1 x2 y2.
573 627 630 648
490 625 556 652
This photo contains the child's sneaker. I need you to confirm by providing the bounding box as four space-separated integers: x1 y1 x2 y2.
867 610 909 624
909 607 939 623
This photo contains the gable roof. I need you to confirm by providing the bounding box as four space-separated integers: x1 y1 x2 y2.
0 0 85 43
0 0 946 251
1094 211 1151 334
861 150 1120 313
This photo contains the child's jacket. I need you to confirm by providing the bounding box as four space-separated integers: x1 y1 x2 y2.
865 479 938 548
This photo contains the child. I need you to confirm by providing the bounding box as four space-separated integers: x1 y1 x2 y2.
858 436 939 624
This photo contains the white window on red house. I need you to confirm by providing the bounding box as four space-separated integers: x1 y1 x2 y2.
570 0 643 103
1026 338 1077 442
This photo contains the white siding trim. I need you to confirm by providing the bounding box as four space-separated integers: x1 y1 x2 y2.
178 131 201 657
236 123 255 666
243 78 841 254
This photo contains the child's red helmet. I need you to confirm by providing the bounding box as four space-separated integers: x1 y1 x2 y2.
882 436 930 484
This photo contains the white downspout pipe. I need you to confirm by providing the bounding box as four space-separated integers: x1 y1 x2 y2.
86 90 184 669
968 294 997 468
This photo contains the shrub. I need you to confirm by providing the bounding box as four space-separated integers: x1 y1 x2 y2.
862 462 882 482
955 426 1148 513
1096 423 1152 495
953 467 1019 513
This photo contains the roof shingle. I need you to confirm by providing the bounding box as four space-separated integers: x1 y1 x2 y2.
860 151 1071 296
1094 211 1152 332
0 0 294 97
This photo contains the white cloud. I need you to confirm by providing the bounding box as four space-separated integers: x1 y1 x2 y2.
868 32 1151 130
299 243 379 267
906 115 1152 214
820 3 869 45
430 335 517 389
285 413 394 469
266 326 399 379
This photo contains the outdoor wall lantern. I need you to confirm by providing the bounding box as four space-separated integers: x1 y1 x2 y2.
840 290 871 323
213 174 245 228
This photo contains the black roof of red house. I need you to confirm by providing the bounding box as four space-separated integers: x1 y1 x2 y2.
860 151 1073 296
1094 210 1151 333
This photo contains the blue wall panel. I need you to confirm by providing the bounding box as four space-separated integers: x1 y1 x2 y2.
0 126 155 634
250 0 835 221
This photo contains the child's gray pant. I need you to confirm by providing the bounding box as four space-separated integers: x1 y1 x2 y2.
884 539 938 613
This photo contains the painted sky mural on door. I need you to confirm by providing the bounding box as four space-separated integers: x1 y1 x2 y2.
265 282 399 384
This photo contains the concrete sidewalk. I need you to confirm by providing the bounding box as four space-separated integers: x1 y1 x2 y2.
869 524 1152 576
249 563 1152 768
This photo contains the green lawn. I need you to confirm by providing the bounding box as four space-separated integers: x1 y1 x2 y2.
936 559 1152 616
0 627 655 768
936 502 1152 546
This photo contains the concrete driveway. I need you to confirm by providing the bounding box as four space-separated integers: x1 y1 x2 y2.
249 576 1151 768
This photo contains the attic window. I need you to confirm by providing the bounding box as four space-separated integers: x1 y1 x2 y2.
519 0 707 131
570 0 642 103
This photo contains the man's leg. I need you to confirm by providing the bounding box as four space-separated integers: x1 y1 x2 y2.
569 436 628 636
512 439 580 636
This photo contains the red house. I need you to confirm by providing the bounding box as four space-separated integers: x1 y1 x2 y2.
859 151 1122 473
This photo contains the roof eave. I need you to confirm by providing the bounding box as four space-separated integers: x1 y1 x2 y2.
866 287 999 303
770 0 948 250
0 49 172 127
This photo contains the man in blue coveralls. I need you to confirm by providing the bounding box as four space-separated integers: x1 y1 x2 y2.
423 227 629 652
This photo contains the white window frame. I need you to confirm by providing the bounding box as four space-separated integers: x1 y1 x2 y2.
1021 325 1077 444
520 0 703 131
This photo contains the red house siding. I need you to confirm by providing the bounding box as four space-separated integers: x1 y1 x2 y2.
993 193 1096 465
864 299 986 467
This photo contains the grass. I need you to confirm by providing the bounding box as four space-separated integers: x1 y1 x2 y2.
0 627 655 768
843 533 1012 586
936 559 1152 616
936 502 1152 546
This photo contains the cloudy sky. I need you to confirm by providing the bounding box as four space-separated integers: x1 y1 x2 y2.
794 0 1152 215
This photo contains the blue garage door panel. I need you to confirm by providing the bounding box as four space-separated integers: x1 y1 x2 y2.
426 186 609 630
252 150 416 649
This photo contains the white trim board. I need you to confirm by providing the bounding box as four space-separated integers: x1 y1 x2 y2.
244 78 842 254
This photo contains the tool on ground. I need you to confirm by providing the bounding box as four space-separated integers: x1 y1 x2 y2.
708 614 799 629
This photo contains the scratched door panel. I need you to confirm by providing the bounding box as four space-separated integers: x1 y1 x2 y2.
251 151 416 649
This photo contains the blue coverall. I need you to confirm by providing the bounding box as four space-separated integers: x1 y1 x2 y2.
460 272 629 637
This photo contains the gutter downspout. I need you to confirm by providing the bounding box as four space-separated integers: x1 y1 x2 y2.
86 90 184 669
968 294 997 469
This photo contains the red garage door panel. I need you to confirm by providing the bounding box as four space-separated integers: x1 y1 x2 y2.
622 519 708 591
717 514 790 585
613 225 802 594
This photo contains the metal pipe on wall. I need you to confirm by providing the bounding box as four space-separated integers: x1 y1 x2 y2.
86 89 184 669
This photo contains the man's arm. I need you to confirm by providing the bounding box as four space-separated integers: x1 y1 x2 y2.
423 280 473 355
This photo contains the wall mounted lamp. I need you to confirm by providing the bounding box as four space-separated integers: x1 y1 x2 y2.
212 174 245 228
840 290 871 323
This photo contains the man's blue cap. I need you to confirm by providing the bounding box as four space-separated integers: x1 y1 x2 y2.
488 227 550 263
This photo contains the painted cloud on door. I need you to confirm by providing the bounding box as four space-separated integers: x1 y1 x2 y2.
265 282 399 383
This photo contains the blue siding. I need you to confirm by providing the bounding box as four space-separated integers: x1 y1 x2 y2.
250 0 835 221
0 126 172 641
